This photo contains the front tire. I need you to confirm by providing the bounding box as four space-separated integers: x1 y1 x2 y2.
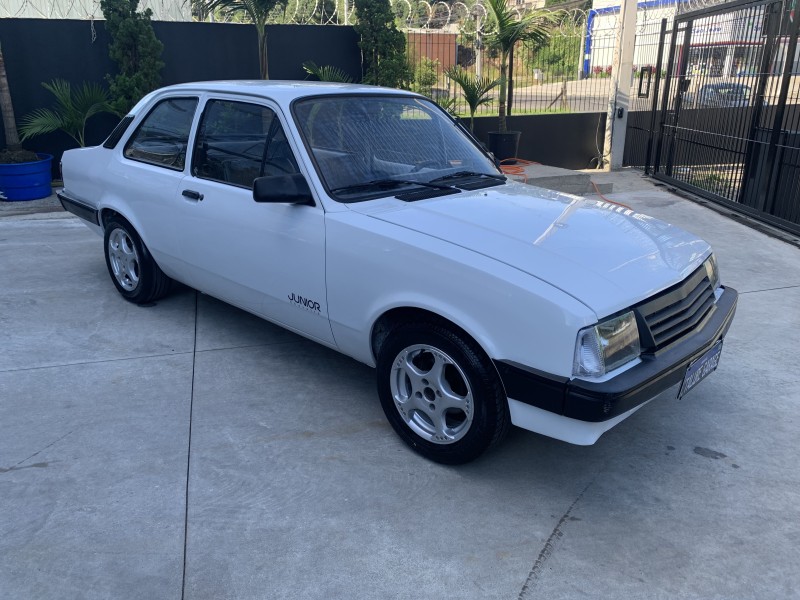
377 321 510 464
103 216 171 304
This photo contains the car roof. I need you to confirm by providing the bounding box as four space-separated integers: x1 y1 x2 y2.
157 80 414 102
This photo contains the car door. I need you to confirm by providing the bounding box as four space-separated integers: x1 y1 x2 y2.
175 95 334 346
115 95 199 276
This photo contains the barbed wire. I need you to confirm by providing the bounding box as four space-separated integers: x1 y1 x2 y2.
0 0 190 20
0 0 737 28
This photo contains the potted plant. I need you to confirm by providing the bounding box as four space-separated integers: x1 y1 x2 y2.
0 41 52 201
483 0 552 160
444 65 500 133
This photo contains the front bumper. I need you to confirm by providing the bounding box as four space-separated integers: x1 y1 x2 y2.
494 286 738 423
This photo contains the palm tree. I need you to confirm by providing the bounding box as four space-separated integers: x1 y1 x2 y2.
19 80 115 147
484 0 552 132
191 0 288 79
0 41 21 152
444 66 500 133
302 61 353 83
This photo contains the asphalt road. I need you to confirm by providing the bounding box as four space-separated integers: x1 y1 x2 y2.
1 177 799 599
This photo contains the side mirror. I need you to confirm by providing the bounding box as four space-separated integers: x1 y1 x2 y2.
253 174 314 205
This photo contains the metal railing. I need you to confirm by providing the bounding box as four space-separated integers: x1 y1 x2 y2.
405 9 621 116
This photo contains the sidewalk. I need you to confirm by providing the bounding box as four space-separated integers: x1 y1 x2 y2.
2 170 800 599
0 190 63 212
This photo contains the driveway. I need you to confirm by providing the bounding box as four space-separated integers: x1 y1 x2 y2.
1 180 799 599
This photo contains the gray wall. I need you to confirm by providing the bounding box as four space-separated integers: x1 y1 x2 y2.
472 112 607 170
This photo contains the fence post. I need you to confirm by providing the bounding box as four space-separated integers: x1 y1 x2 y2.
603 0 637 169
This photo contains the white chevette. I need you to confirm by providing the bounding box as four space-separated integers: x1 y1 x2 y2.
58 81 738 464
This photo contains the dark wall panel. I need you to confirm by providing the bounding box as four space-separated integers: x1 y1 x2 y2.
153 21 260 84
266 25 361 81
0 18 360 176
472 112 607 170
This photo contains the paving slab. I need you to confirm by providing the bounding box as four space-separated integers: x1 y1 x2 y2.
0 218 196 371
1 176 799 599
0 354 191 600
517 164 592 195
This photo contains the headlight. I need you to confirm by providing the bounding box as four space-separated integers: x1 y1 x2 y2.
574 311 641 377
704 254 720 290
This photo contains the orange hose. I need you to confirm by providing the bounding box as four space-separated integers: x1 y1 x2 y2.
590 180 632 210
499 158 539 183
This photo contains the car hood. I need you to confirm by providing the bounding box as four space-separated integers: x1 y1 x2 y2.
348 182 711 316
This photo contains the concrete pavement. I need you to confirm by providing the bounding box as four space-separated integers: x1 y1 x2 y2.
1 175 799 599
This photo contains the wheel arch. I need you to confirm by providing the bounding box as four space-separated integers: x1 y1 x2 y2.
99 207 130 230
370 306 503 387
99 207 162 271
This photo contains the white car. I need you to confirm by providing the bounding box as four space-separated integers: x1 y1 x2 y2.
58 81 738 464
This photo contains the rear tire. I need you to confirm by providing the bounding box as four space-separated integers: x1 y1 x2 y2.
103 216 171 304
377 321 510 464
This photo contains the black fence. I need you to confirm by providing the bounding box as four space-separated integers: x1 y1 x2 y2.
405 11 616 116
625 0 800 235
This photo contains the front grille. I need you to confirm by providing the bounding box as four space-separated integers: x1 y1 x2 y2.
635 264 716 351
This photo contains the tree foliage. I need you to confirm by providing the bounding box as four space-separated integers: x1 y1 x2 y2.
353 0 411 88
100 0 164 115
444 66 499 132
484 0 553 131
19 80 115 147
530 26 581 80
411 57 440 97
302 61 353 83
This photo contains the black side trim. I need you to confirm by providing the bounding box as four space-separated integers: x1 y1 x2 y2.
494 362 568 414
56 191 99 225
103 115 135 149
494 286 738 423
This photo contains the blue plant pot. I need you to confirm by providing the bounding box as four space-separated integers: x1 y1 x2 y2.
0 153 53 201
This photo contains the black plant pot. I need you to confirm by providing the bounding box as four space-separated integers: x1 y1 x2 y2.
487 131 521 163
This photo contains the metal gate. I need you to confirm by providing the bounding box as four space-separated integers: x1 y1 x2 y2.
630 0 800 235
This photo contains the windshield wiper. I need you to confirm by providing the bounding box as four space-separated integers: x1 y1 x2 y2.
429 171 506 183
330 178 457 195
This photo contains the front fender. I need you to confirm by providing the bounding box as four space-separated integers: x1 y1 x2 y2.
326 212 596 377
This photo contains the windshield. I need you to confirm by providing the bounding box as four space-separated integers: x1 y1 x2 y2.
292 95 501 201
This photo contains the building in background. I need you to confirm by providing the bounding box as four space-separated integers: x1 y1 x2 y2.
584 0 799 79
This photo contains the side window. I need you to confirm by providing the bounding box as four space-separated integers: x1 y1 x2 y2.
192 99 299 189
124 97 198 170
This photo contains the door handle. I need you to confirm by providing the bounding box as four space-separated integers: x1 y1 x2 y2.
182 189 204 201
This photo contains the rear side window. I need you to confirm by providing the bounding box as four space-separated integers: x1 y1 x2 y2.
103 115 135 149
192 99 299 189
124 97 198 170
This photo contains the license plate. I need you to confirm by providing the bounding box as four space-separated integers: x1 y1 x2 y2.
678 341 723 399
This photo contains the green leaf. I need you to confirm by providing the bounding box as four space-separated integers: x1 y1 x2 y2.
302 60 353 83
19 79 115 147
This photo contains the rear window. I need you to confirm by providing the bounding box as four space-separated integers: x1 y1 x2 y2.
123 97 199 171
